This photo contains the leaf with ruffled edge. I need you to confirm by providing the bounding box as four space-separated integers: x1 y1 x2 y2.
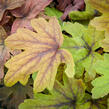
4 17 75 92
19 74 86 109
62 22 104 81
91 54 109 99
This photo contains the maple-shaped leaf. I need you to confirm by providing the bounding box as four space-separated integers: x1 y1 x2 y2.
11 0 52 33
0 26 10 80
4 17 75 92
0 0 24 21
62 22 104 81
88 0 109 37
19 75 86 109
91 54 109 99
0 79 33 109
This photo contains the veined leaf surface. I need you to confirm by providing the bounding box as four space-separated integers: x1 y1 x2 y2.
62 22 104 81
4 17 75 92
19 75 86 109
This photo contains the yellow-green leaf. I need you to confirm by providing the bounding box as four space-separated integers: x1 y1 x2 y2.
4 17 75 92
88 0 109 52
88 0 109 32
88 0 109 14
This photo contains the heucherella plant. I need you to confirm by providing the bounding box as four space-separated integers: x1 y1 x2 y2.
19 75 107 109
4 17 75 92
0 0 109 108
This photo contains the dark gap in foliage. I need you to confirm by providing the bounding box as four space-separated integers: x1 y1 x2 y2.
95 47 104 55
62 30 72 37
85 90 92 95
26 94 30 99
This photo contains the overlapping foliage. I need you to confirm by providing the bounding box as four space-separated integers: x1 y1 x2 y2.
4 17 75 92
0 0 109 109
0 26 10 80
62 22 104 81
88 0 109 52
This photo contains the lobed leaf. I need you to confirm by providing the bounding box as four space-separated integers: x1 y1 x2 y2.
4 17 75 92
62 22 104 81
88 0 109 41
92 54 109 99
19 75 86 109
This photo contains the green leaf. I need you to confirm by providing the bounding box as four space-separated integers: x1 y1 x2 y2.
108 98 109 109
81 94 107 109
69 0 95 21
32 72 38 81
92 54 109 99
44 7 63 26
19 75 86 109
45 7 63 19
62 22 104 81
62 22 86 37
